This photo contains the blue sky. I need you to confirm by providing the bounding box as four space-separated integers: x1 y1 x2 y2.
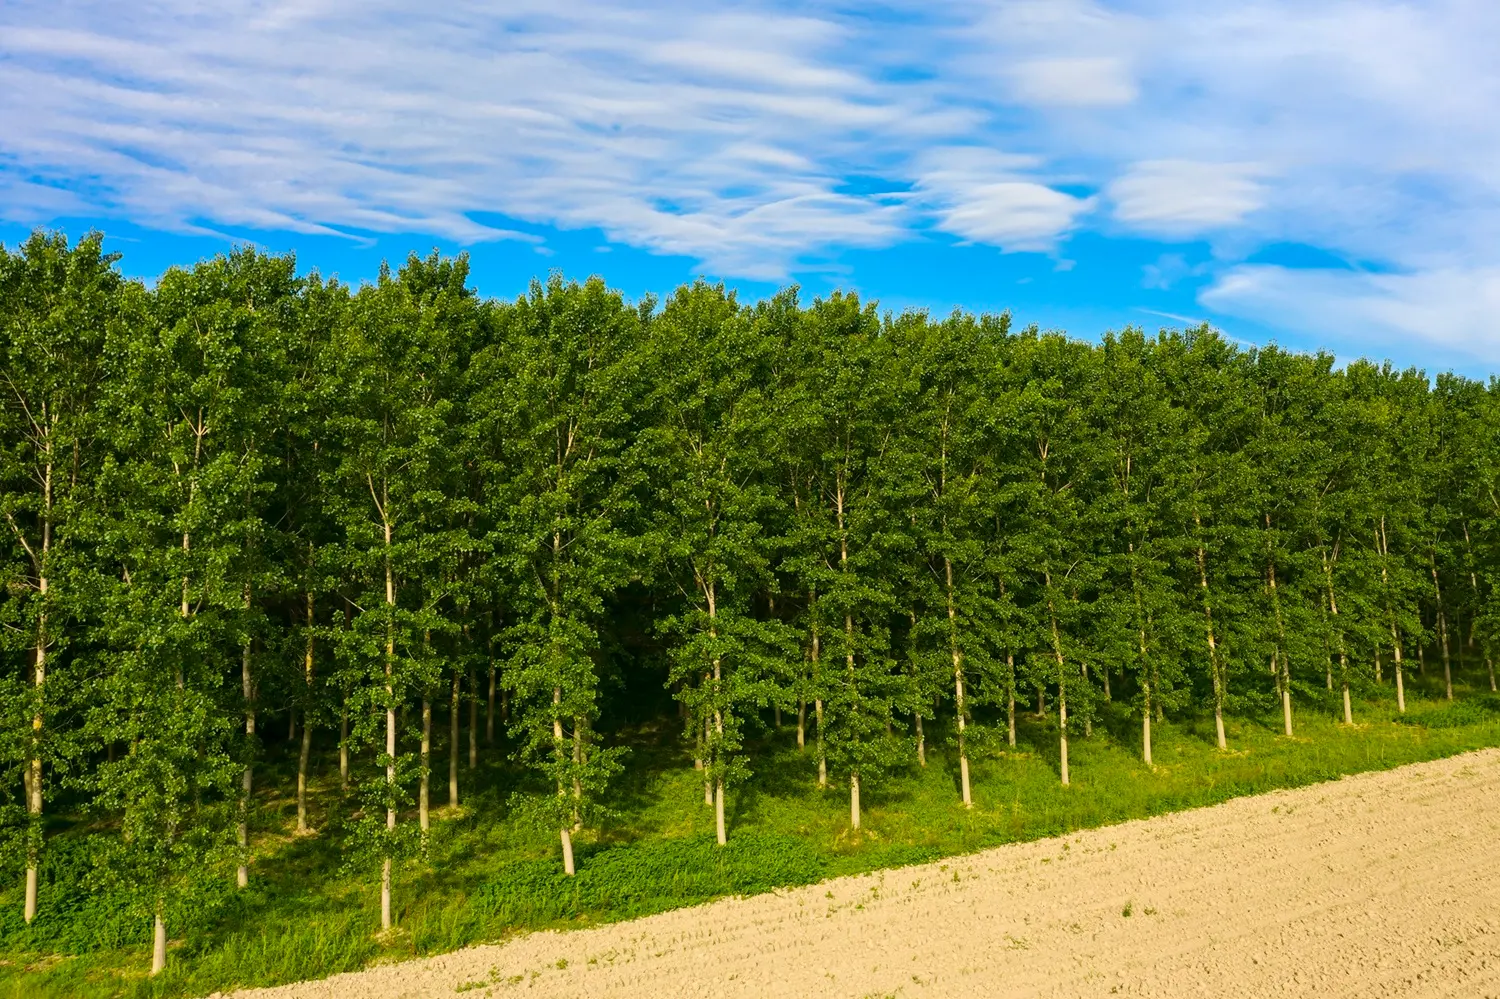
3 1 1498 374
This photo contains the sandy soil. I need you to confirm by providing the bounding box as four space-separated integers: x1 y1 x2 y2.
227 749 1500 999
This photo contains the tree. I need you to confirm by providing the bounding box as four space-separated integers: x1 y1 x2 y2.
324 253 473 928
639 281 789 844
471 275 640 874
787 293 907 827
0 232 119 923
89 246 294 971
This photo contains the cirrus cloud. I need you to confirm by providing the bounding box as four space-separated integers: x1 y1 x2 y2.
3 1 1500 357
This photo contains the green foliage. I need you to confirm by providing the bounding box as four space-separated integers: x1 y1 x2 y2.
7 230 1500 991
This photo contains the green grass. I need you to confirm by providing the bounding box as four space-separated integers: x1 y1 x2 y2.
3 663 1499 998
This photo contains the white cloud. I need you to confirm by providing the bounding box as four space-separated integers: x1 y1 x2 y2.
1009 57 1137 107
3 0 1500 357
1201 264 1500 361
912 148 1093 251
0 0 946 275
1109 161 1267 235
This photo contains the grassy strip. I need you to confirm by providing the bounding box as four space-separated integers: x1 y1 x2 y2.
3 677 1498 998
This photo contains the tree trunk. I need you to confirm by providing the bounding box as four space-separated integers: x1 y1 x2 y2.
914 710 925 766
1267 549 1293 737
1280 653 1293 737
22 448 54 925
449 670 460 808
797 696 806 751
297 588 314 834
946 558 971 807
420 697 431 833
1058 687 1070 787
1006 653 1016 748
381 497 398 931
1045 571 1069 786
297 713 312 834
1142 676 1152 767
1195 534 1227 751
486 662 496 744
1380 518 1406 714
1323 552 1354 726
339 696 350 788
815 699 826 788
708 583 727 843
552 687 575 876
703 716 713 805
850 772 861 830
1432 555 1453 700
468 668 478 768
151 909 167 975
810 589 826 786
572 717 585 831
237 584 254 889
25 640 44 924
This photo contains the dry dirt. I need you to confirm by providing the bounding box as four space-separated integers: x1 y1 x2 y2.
227 749 1500 999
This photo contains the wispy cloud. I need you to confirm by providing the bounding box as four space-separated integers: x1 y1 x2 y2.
3 1 1500 354
1109 161 1267 236
913 148 1093 251
1202 264 1500 362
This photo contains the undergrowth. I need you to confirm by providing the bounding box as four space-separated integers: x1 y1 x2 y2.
2 667 1498 998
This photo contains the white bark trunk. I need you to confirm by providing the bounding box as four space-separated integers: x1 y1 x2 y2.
237 583 254 889
1142 701 1152 767
297 712 312 834
1142 674 1153 766
297 589 314 834
1059 688 1070 787
419 698 431 833
1007 658 1016 748
815 699 826 788
850 772 861 830
380 857 392 930
381 491 397 931
449 670 460 807
151 911 167 975
946 558 970 807
714 779 726 846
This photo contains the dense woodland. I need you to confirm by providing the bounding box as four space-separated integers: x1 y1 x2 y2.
4 231 1500 976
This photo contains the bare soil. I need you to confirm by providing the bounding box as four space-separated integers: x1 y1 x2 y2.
227 749 1500 998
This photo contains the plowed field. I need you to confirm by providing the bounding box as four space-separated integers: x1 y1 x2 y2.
226 748 1500 998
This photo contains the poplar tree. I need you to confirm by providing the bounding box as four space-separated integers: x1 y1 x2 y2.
324 253 471 928
640 281 789 844
792 293 907 828
897 311 1005 804
471 276 639 874
0 232 118 923
1011 330 1099 784
1092 330 1189 763
90 246 294 972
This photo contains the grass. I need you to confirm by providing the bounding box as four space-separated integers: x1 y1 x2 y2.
3 662 1499 998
